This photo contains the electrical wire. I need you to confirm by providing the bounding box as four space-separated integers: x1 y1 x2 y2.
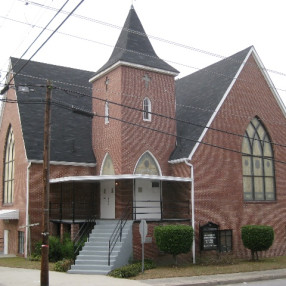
4 82 286 150
15 0 286 78
0 15 285 96
0 0 85 95
1 95 285 165
11 0 70 72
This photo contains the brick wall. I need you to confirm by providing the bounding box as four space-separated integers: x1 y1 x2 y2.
92 66 176 176
0 84 29 255
172 54 286 259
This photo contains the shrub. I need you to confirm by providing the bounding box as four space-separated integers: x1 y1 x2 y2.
154 225 193 265
31 235 74 262
54 258 74 272
108 259 156 278
241 225 274 260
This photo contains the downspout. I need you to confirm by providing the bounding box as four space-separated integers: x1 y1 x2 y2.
25 161 31 258
185 159 195 264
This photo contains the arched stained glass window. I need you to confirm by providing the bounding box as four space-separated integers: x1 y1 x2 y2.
3 126 15 204
242 117 275 201
101 153 115 175
143 97 151 121
134 151 161 175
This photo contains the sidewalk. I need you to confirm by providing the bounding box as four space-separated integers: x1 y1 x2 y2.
0 266 286 286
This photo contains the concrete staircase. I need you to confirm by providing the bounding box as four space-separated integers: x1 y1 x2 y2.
68 220 133 275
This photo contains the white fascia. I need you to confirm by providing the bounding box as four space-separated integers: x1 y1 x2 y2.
89 61 179 83
29 160 96 167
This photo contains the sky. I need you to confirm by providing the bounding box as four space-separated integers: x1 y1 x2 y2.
0 0 285 103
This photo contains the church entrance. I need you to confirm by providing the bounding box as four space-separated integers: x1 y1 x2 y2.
134 179 161 219
100 180 115 219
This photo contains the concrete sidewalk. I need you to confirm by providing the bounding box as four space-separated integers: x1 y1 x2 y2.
0 267 286 286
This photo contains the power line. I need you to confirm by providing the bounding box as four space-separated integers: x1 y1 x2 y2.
0 15 285 96
5 82 286 150
0 0 85 95
15 0 286 78
3 61 286 129
11 0 70 72
1 95 285 165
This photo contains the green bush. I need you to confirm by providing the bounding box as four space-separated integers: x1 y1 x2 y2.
31 235 74 262
154 225 193 265
241 225 274 260
108 259 155 278
54 259 74 272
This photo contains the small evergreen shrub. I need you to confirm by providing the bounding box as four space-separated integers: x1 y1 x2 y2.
108 259 155 278
54 258 74 272
154 225 193 265
241 225 274 260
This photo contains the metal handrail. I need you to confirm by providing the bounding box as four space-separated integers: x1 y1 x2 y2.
108 201 132 266
73 215 96 258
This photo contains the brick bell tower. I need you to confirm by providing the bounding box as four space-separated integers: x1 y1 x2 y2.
90 5 179 176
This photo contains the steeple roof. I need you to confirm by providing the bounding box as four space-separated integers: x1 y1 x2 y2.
93 6 178 77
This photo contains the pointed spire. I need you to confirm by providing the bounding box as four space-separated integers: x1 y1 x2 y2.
93 7 178 77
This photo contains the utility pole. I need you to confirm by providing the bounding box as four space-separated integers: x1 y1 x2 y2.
41 80 52 286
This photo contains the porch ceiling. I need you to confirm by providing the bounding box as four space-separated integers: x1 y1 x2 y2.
50 174 192 184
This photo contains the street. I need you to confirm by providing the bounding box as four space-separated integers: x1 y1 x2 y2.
226 278 286 285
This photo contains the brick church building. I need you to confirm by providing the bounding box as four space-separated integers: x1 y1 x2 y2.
1 6 286 273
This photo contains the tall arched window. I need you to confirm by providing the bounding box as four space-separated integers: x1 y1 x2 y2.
242 117 275 201
143 97 151 121
3 126 15 204
105 101 109 124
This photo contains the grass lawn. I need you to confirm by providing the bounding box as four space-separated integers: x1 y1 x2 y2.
134 256 286 280
1 255 286 279
0 257 55 271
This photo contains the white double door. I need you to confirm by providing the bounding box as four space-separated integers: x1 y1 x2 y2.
134 179 161 219
100 180 115 219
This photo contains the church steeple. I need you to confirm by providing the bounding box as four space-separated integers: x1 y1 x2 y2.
93 6 179 77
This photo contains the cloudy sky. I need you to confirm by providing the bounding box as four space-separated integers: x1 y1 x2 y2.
0 0 285 103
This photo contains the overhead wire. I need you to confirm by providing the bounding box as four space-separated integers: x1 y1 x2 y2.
0 10 286 95
0 0 85 95
5 82 286 150
15 0 286 78
1 93 286 166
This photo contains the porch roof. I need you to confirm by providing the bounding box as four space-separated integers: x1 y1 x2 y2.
50 174 192 184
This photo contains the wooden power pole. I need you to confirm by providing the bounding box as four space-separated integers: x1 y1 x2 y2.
41 80 52 286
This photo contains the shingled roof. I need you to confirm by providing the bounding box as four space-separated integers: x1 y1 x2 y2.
170 46 252 161
11 58 96 164
93 6 178 77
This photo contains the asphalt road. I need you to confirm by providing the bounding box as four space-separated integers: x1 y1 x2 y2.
226 278 286 286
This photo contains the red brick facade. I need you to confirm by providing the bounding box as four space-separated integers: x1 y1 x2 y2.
1 51 286 263
171 54 286 258
92 66 176 176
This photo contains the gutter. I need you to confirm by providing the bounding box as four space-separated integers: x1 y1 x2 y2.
25 161 31 258
184 159 195 264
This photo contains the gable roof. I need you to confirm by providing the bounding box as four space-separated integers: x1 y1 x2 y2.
170 46 253 161
91 6 178 79
11 58 96 164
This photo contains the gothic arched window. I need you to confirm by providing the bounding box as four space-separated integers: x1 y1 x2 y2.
3 126 15 204
242 117 275 201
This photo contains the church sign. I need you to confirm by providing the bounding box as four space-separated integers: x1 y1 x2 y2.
200 222 219 251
